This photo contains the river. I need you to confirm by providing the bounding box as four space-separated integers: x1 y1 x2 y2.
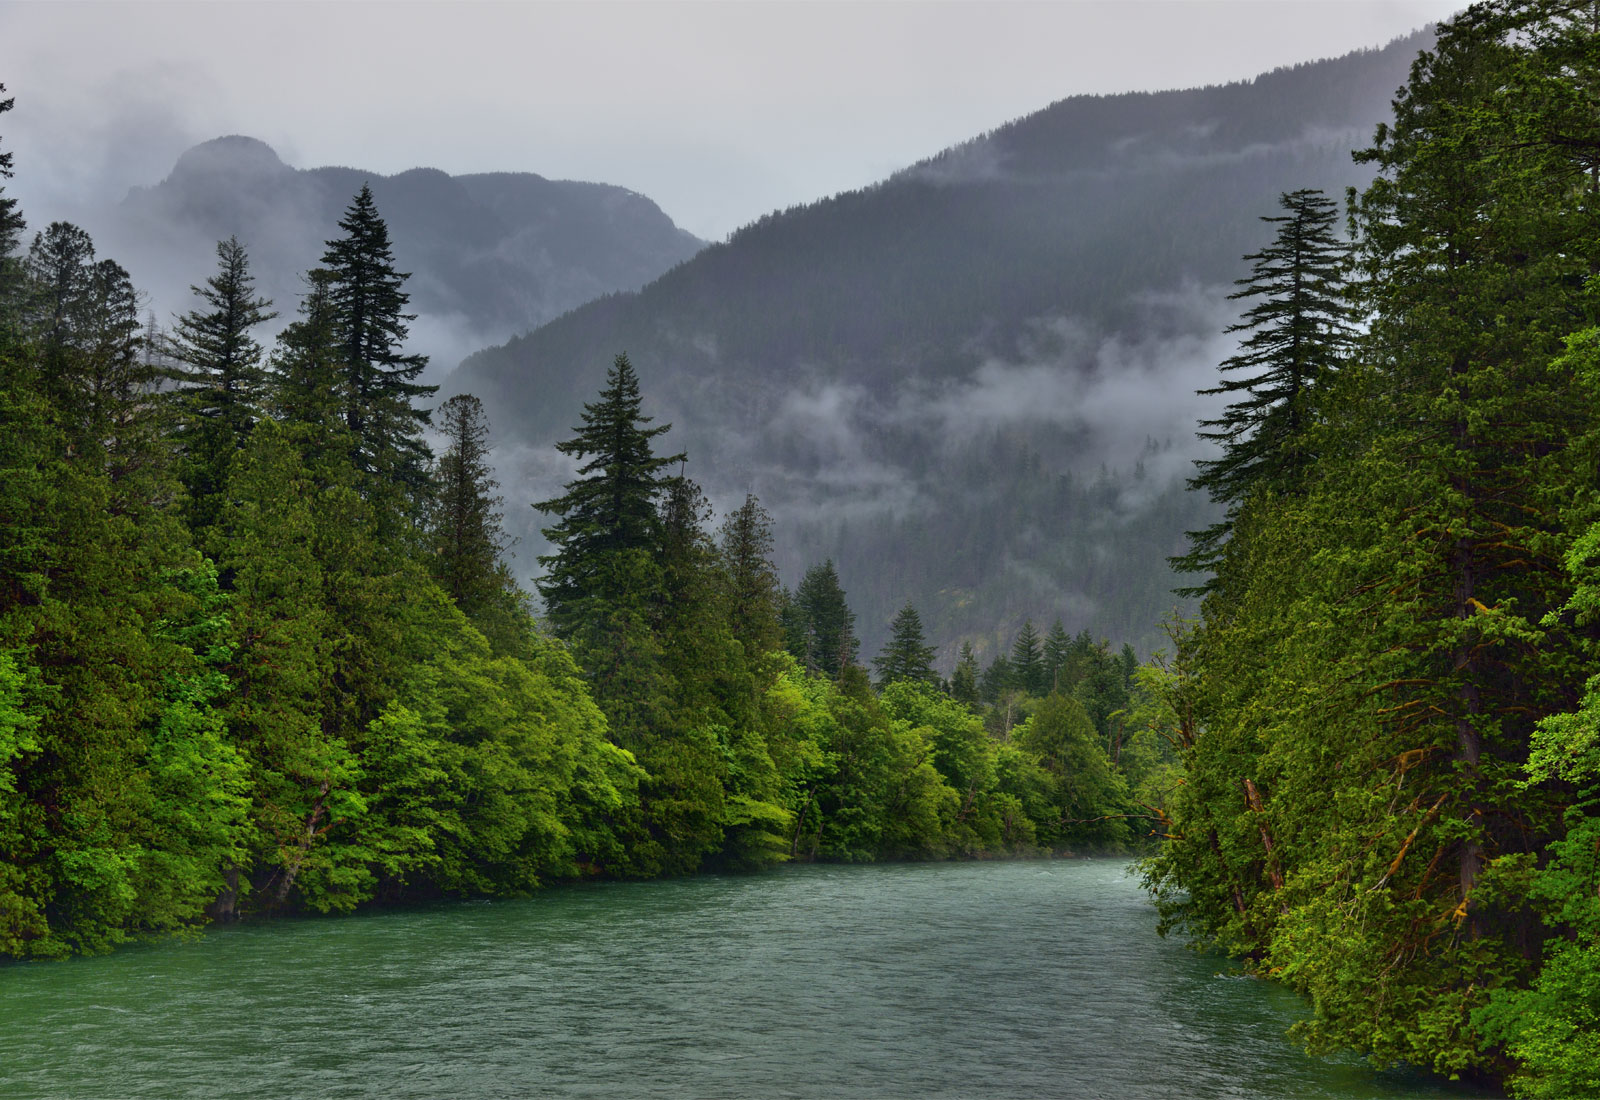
0 860 1493 1099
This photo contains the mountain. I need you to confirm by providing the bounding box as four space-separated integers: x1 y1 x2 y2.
100 135 705 375
446 31 1430 664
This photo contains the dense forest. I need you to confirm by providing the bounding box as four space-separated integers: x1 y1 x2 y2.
1150 3 1600 1095
0 86 1175 963
13 0 1600 1092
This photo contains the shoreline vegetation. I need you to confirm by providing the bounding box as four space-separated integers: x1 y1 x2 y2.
0 85 1177 970
1147 5 1600 1097
9 2 1600 1093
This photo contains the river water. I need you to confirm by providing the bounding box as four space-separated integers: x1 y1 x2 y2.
1 860 1492 1099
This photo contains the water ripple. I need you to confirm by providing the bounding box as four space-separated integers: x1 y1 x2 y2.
0 862 1490 1099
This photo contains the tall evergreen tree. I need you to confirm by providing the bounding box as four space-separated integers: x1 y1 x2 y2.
535 352 684 637
1176 188 1352 591
430 394 508 621
717 495 783 659
1011 620 1045 696
321 185 436 501
949 642 980 706
0 85 24 304
268 270 345 433
791 560 857 681
1043 619 1071 693
167 236 275 531
24 221 95 409
979 652 1013 705
873 602 938 689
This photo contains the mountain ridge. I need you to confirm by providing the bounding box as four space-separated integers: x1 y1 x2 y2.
441 29 1432 663
98 136 706 377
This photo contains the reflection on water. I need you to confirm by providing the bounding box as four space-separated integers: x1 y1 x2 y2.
0 861 1492 1099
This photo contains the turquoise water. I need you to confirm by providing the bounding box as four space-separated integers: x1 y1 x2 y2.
0 861 1492 1098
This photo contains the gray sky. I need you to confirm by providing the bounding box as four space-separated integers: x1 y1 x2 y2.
3 1 1460 242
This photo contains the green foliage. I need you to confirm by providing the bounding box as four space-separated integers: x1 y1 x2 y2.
1015 694 1131 851
536 352 682 636
165 235 276 532
788 559 858 680
1152 4 1600 1085
1178 188 1351 590
872 602 938 689
321 185 437 505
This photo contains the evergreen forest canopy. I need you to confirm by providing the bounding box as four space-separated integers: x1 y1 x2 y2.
12 3 1600 1092
1148 2 1600 1095
445 29 1430 662
0 83 1175 970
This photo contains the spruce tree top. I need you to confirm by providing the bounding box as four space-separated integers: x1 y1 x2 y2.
1176 188 1352 592
535 353 684 630
873 601 939 688
322 185 423 380
168 236 276 432
320 184 436 499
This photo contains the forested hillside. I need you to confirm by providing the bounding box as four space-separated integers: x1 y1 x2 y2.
446 30 1430 660
83 135 704 373
1150 4 1600 1095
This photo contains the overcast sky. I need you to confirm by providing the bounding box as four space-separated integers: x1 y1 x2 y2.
3 1 1460 242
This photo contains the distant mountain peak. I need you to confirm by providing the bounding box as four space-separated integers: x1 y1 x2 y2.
168 135 291 183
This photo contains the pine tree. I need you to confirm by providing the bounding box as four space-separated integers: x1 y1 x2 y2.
1176 188 1352 592
979 652 1013 705
321 185 436 501
430 393 508 621
535 352 684 637
1043 619 1071 693
717 495 783 658
949 642 980 706
167 236 276 531
792 560 857 680
268 271 345 431
1011 620 1045 696
873 602 938 689
0 85 25 306
24 221 95 410
23 229 159 481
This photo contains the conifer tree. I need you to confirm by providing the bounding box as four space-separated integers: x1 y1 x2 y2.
873 602 938 689
0 85 24 304
1043 619 1071 693
950 642 980 706
979 652 1013 705
321 185 436 501
1011 620 1045 696
717 495 783 658
1176 188 1352 591
430 393 508 621
792 560 857 680
536 352 684 637
24 230 159 481
24 221 95 408
167 236 275 531
268 271 345 433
